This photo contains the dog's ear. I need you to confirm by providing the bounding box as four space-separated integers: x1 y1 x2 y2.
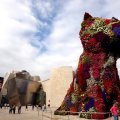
84 12 92 20
112 17 119 22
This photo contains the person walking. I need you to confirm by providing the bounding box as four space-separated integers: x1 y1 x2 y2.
110 101 119 120
13 105 16 114
9 106 13 114
18 105 21 114
42 104 46 111
25 105 28 110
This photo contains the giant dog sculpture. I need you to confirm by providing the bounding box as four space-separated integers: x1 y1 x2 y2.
55 13 120 119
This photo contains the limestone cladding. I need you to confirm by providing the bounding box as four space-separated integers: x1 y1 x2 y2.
42 79 51 106
42 66 73 108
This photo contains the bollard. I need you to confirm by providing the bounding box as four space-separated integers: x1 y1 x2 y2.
38 107 39 116
90 112 92 119
51 110 52 120
109 112 112 120
68 113 69 120
42 110 43 120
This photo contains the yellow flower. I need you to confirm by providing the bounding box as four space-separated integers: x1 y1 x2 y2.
107 30 114 38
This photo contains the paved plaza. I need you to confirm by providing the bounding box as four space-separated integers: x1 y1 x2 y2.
0 106 116 120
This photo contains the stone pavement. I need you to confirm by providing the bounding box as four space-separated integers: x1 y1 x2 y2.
0 107 40 120
0 107 115 120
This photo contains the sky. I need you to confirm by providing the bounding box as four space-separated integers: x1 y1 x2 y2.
0 0 120 80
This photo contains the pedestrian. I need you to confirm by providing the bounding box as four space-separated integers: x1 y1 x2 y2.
32 105 34 110
38 104 42 110
110 101 119 120
13 105 16 114
9 106 13 114
18 105 21 114
25 105 28 110
42 104 46 111
9 105 16 114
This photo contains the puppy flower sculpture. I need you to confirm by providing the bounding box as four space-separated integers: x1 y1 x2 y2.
55 13 120 119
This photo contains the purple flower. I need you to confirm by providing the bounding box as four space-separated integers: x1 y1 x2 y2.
83 64 90 79
112 23 120 28
93 32 110 49
85 97 94 111
93 32 110 43
67 99 74 107
112 27 120 37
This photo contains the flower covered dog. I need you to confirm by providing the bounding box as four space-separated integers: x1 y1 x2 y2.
55 13 120 119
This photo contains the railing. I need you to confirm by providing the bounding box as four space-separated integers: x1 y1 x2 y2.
37 107 112 120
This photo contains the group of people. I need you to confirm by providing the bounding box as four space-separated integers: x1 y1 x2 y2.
25 100 51 112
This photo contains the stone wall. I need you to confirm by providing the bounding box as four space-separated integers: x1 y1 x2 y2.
42 66 73 108
41 79 51 106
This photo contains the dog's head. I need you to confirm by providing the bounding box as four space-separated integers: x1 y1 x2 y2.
80 12 120 58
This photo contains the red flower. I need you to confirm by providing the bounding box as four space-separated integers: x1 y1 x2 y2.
81 33 90 40
88 38 97 44
92 65 100 80
93 69 100 80
105 19 110 25
106 95 110 99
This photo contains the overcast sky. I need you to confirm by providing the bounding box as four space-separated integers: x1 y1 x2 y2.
0 0 120 80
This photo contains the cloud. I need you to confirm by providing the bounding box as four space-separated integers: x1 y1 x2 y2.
0 0 120 80
0 0 39 75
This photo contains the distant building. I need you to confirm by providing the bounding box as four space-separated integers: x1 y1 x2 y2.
1 67 74 108
42 66 74 107
0 70 45 106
